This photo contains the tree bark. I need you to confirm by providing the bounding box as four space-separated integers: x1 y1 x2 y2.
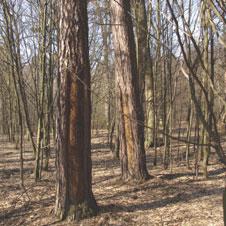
55 0 97 220
133 0 155 148
110 0 149 181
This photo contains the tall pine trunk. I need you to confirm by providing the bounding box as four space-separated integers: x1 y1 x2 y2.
55 0 97 220
110 0 149 181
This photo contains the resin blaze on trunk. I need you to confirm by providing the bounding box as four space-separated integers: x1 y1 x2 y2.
55 0 97 221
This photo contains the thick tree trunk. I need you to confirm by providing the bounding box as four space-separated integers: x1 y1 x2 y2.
110 0 149 181
55 0 97 221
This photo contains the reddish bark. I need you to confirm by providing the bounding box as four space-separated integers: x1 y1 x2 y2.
110 0 149 181
55 0 97 220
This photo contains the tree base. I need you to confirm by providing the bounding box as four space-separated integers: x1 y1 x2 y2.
56 201 98 222
121 171 152 183
67 202 97 221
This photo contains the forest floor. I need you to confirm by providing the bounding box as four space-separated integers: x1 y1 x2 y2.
0 130 226 226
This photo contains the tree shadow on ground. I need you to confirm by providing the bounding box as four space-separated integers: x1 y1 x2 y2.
159 167 226 180
98 182 167 202
93 174 119 185
0 167 33 180
92 157 120 170
101 186 223 214
0 157 34 164
0 196 55 223
91 143 110 150
0 148 55 165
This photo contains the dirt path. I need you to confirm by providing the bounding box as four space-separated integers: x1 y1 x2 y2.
0 135 225 226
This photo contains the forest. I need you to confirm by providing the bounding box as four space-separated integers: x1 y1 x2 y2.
0 0 226 225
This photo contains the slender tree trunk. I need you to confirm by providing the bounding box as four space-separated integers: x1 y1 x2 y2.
186 101 193 169
35 0 48 181
2 1 36 155
202 1 210 179
19 101 24 187
133 0 155 148
223 181 226 226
